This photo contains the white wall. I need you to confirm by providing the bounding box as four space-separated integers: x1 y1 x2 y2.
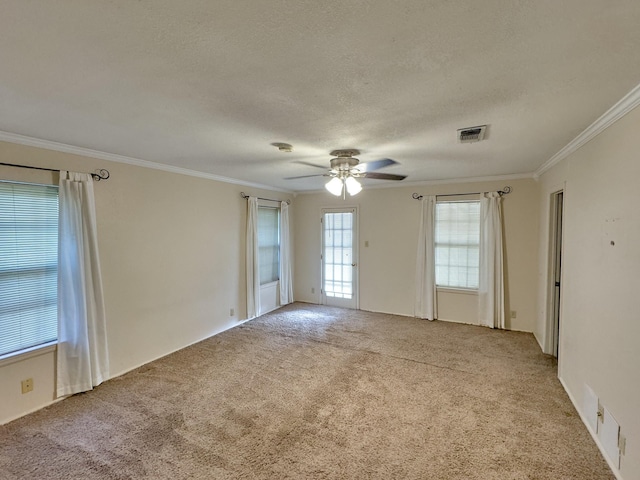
0 141 291 424
535 105 640 478
293 177 540 331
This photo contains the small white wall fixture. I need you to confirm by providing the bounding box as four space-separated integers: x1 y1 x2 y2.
599 406 622 470
582 384 599 434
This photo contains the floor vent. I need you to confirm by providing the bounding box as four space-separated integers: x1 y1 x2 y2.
458 125 487 143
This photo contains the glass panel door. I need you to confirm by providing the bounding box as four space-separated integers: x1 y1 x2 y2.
321 208 357 309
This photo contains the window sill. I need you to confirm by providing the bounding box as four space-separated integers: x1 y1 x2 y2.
0 341 57 368
436 286 479 296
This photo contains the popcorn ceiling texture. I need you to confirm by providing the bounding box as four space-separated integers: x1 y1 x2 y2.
1 1 640 190
0 303 612 479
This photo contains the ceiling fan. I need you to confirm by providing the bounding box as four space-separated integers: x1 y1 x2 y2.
285 149 407 198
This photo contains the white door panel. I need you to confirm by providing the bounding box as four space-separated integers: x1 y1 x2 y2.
321 208 358 309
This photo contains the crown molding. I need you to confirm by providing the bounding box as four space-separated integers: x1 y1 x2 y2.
0 130 293 194
364 172 534 190
296 172 534 195
535 82 640 179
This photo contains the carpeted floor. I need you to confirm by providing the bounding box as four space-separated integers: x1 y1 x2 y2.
0 303 613 479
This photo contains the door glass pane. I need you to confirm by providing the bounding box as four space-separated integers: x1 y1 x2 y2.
323 212 353 299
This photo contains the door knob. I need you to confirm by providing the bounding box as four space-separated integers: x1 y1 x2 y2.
352 263 357 267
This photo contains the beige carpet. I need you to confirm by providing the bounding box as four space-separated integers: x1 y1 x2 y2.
0 303 613 479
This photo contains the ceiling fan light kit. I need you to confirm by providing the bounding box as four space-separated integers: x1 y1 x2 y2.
287 148 406 198
325 177 345 196
345 176 362 195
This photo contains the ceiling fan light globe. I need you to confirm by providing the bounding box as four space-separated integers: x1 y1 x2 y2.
345 176 362 195
325 177 343 196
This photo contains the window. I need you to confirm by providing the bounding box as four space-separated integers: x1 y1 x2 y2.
0 181 59 357
435 201 480 289
258 206 280 285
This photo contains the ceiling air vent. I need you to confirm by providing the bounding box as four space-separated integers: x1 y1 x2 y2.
457 125 487 144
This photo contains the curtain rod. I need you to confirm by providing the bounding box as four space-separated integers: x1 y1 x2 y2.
240 192 291 205
0 162 111 181
412 186 512 201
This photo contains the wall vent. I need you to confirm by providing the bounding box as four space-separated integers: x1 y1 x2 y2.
458 125 487 144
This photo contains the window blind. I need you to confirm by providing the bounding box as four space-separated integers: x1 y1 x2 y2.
0 181 58 357
435 201 480 289
258 206 280 285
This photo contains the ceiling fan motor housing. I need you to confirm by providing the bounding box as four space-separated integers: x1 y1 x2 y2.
329 149 361 176
330 156 360 172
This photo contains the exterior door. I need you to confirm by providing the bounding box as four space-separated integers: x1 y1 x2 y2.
321 208 358 309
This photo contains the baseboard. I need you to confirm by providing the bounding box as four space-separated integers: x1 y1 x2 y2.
3 311 275 426
358 307 414 318
111 304 294 380
258 304 281 316
558 376 623 480
1 397 65 426
533 331 545 352
435 316 477 326
109 318 254 380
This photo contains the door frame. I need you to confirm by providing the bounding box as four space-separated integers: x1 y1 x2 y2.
545 189 564 359
320 206 359 309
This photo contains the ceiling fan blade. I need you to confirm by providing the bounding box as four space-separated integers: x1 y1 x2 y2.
361 172 407 181
284 173 328 180
356 158 398 172
293 160 328 170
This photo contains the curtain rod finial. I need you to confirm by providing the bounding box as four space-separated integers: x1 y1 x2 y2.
91 169 110 181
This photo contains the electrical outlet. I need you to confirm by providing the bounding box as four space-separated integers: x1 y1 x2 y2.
365 240 369 247
510 310 517 318
21 378 33 394
311 287 315 294
230 308 235 317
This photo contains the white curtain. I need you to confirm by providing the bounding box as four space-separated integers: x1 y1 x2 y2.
415 195 438 320
279 201 293 305
478 192 506 329
57 171 109 397
246 196 260 319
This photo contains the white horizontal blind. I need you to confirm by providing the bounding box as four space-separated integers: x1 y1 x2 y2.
0 181 58 356
258 206 280 285
435 201 480 289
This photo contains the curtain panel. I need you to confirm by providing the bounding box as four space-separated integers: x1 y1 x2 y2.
57 171 109 397
415 195 438 320
478 192 506 329
246 196 260 319
279 201 293 305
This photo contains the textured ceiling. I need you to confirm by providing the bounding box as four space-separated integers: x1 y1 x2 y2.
1 1 640 191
